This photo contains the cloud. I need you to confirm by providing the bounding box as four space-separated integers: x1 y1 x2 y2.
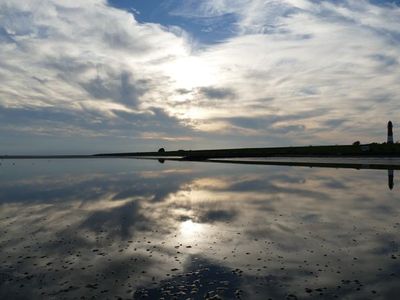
198 86 236 99
0 0 195 151
170 0 400 144
80 70 149 107
1 0 400 152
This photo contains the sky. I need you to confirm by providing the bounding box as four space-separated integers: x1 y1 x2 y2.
1 0 400 154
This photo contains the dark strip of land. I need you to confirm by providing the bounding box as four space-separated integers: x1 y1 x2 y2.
94 143 400 159
2 143 400 160
205 158 400 170
136 157 400 170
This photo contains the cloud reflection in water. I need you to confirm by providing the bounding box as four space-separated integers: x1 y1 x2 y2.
0 159 399 299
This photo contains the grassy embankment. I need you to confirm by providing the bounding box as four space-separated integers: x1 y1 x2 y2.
95 143 400 159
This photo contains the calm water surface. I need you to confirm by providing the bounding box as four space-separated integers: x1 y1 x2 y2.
0 159 399 299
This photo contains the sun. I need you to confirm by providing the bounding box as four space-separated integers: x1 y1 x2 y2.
165 56 217 90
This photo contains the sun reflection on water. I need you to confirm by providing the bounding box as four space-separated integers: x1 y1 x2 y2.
179 220 205 241
180 219 202 234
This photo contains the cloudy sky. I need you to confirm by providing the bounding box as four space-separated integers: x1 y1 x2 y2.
1 0 400 154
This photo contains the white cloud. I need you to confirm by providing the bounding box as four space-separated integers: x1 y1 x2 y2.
0 0 189 108
0 0 400 151
168 0 400 144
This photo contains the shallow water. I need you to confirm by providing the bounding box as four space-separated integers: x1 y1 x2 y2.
0 159 399 299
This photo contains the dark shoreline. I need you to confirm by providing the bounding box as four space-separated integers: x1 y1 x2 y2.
3 143 400 160
94 143 400 159
148 157 400 170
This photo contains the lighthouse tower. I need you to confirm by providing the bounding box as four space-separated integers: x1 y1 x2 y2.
387 121 394 144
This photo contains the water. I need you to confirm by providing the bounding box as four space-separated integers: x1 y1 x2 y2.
0 159 399 299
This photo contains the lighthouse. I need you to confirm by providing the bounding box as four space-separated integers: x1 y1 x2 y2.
387 121 394 144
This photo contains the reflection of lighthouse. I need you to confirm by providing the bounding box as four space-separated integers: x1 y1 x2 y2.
388 169 394 190
387 121 394 144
